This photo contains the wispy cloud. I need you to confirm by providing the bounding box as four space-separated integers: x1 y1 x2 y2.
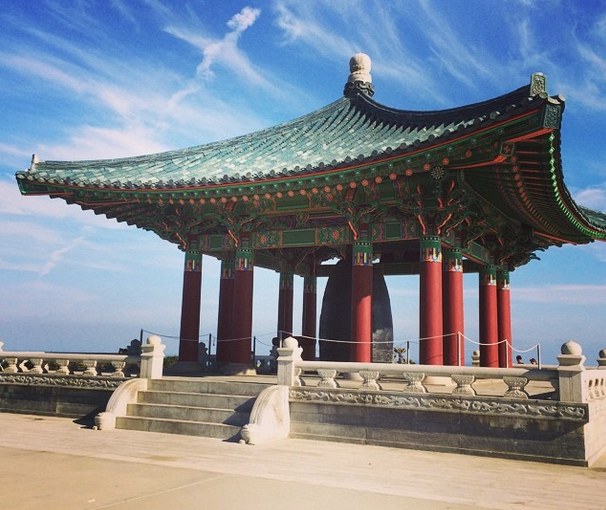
0 231 84 276
167 7 262 81
273 0 501 105
164 5 303 106
0 178 124 228
0 5 285 162
515 284 606 305
39 236 85 276
572 186 606 210
0 280 96 319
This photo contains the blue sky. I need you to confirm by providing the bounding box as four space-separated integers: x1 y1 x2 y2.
1 0 606 364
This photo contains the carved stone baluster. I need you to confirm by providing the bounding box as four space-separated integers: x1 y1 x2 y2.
317 369 338 388
55 359 70 375
82 360 98 376
111 361 126 378
596 379 603 399
587 379 596 401
359 370 380 391
3 357 18 373
402 372 426 393
29 358 44 374
293 367 304 387
503 376 529 399
451 374 476 396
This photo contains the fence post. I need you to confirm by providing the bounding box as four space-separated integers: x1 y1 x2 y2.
557 340 586 402
140 335 165 379
277 336 302 386
597 348 606 369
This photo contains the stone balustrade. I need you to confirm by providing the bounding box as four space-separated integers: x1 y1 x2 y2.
0 335 165 387
277 337 606 404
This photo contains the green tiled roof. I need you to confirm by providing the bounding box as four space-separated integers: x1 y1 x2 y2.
17 84 545 189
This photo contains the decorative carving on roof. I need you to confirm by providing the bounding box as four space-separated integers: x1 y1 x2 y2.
542 104 562 129
530 72 547 97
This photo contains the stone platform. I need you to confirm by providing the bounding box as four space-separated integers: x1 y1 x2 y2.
0 412 604 510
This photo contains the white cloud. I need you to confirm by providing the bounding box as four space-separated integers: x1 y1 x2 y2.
572 187 606 210
164 6 262 82
227 6 260 32
0 280 96 319
38 124 168 161
0 178 124 229
0 143 31 161
418 0 495 88
515 284 606 305
39 236 86 276
0 219 60 244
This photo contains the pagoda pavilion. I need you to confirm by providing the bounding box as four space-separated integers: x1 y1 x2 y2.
16 54 606 370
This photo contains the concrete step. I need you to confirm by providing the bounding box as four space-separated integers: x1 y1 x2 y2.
137 391 255 412
115 377 272 440
116 416 242 440
126 403 250 426
289 421 367 444
148 378 270 397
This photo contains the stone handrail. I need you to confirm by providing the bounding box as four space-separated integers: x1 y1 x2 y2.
0 335 165 380
277 337 606 404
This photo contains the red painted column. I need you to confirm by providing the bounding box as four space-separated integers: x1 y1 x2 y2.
216 257 234 364
443 248 464 366
419 236 444 365
301 275 317 360
351 240 373 362
497 269 513 368
178 249 202 362
479 265 499 368
231 244 254 365
277 271 294 340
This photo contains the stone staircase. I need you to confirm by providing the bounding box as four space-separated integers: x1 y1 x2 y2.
116 378 271 441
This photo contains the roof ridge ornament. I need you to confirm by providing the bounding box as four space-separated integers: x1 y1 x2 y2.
30 154 39 172
530 72 547 98
344 53 374 98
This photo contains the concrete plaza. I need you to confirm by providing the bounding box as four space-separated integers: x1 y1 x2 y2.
0 412 604 510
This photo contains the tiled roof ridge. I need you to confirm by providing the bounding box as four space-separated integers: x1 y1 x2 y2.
349 83 537 125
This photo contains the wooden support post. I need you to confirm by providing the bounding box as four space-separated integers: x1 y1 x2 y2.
497 269 513 368
351 240 373 363
479 265 499 368
216 257 234 363
178 249 202 362
277 271 294 340
443 248 464 366
301 275 317 360
231 245 254 365
419 236 443 365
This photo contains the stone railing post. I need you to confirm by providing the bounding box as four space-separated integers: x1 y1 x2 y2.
277 336 302 386
557 340 586 402
139 335 165 379
598 349 606 370
471 350 480 367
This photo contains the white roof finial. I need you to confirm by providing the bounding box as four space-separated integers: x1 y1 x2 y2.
348 53 372 84
344 53 374 97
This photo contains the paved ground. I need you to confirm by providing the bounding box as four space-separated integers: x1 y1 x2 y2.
1 412 605 510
